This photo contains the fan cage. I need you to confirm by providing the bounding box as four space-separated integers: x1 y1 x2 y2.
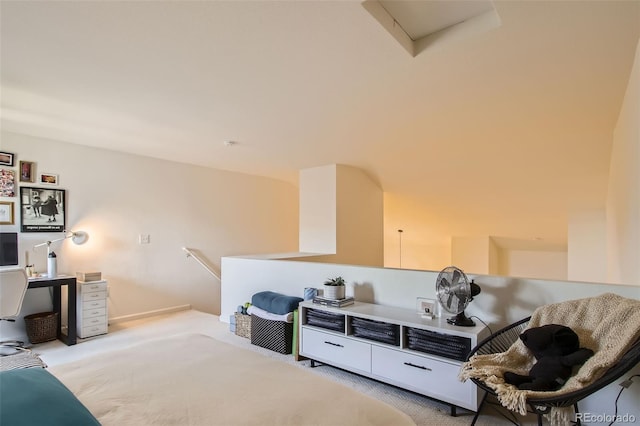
436 266 470 315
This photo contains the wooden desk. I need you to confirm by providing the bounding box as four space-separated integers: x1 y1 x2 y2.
27 275 77 346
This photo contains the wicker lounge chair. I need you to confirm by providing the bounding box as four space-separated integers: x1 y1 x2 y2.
467 317 640 426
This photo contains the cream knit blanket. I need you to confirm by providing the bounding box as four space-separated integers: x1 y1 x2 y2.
459 293 640 425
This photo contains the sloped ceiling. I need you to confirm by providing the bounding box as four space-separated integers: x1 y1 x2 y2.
1 1 639 251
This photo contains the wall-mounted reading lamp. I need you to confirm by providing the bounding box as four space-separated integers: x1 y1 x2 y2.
33 230 89 254
33 230 89 277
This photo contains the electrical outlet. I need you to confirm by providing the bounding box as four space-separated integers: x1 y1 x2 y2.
139 234 151 244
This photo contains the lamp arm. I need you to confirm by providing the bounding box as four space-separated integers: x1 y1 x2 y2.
33 231 77 249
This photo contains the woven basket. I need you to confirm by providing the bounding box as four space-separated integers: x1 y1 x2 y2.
234 313 251 339
250 315 294 354
24 311 58 344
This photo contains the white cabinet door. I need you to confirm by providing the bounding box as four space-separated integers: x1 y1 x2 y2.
302 328 371 374
371 345 476 410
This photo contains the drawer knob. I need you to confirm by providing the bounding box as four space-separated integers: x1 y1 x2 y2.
404 362 432 371
324 341 344 348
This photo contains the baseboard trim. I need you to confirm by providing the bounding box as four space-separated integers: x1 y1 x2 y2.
109 304 192 324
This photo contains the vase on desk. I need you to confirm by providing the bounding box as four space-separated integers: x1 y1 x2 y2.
47 251 57 278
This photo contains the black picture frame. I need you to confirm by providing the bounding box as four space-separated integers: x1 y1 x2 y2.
0 151 15 166
20 186 66 232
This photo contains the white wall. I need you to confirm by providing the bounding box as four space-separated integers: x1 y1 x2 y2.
0 132 299 341
608 38 640 285
383 193 451 271
451 236 492 274
568 209 607 283
299 164 383 267
497 249 567 281
335 165 383 266
299 165 336 254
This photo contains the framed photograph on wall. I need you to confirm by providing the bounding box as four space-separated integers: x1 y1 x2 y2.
416 297 438 319
0 169 16 197
19 161 35 182
0 201 14 225
0 151 15 166
39 173 59 186
20 187 66 232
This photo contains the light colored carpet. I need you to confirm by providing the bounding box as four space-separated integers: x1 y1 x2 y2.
51 333 416 426
38 310 538 425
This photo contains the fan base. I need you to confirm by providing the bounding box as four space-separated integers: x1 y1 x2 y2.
446 312 476 327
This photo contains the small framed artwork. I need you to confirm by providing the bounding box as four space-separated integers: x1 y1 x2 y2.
0 151 15 166
0 201 14 225
39 173 59 186
19 187 66 232
0 169 16 197
416 297 438 319
19 161 35 182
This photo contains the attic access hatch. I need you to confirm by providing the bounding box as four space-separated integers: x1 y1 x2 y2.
363 0 501 57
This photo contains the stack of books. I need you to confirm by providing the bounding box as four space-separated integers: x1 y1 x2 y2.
76 271 102 282
312 296 354 308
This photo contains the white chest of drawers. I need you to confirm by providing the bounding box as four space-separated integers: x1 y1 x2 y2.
76 280 108 338
299 301 489 414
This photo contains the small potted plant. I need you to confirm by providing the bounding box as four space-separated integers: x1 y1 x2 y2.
323 276 346 300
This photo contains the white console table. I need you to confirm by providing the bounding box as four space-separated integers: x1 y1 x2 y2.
298 300 489 415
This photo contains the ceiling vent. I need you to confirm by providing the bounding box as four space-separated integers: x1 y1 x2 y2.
363 0 501 56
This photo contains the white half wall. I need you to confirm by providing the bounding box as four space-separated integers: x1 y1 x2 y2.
221 256 638 330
